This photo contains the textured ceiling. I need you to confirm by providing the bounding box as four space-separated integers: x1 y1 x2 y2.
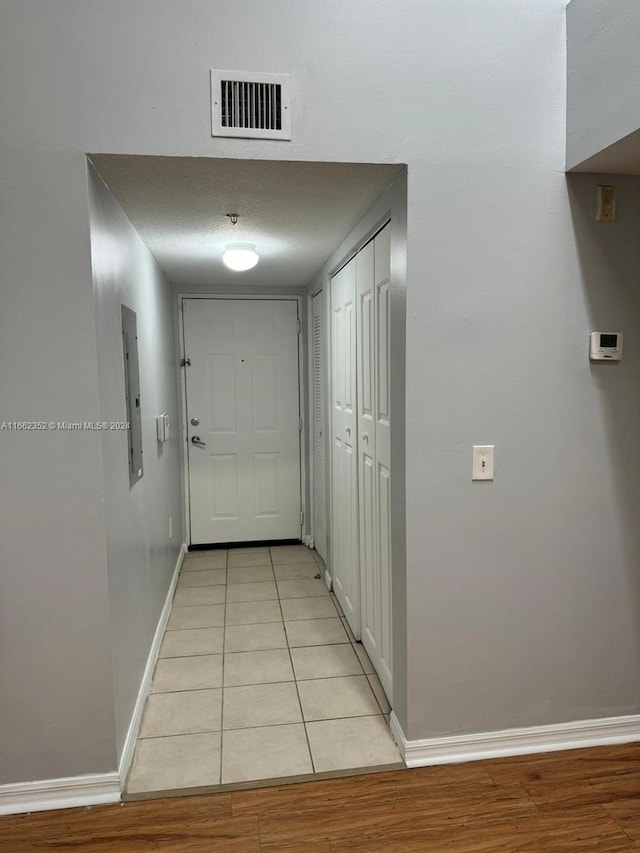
89 155 404 289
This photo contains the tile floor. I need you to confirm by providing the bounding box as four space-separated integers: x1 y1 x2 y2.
126 544 403 797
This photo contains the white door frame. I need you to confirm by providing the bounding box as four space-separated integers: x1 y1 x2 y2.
177 293 305 548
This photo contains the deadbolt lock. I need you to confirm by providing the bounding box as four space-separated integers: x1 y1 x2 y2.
190 417 200 426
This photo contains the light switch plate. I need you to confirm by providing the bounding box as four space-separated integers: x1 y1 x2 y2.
472 445 494 480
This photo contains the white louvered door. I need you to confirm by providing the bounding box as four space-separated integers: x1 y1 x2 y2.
312 290 327 562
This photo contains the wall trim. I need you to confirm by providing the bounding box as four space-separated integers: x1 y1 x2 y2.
389 711 640 768
118 543 187 787
0 773 120 817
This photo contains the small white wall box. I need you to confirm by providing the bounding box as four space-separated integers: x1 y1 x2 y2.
590 332 623 361
156 412 170 442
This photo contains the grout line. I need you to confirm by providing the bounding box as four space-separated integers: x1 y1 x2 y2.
218 549 229 784
275 551 317 775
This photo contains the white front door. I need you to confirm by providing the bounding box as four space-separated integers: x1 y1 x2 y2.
183 298 301 545
331 259 360 635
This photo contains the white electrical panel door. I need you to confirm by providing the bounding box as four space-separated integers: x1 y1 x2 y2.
312 290 328 563
331 259 360 636
184 299 301 544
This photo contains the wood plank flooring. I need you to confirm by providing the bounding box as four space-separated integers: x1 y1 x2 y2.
3 743 640 851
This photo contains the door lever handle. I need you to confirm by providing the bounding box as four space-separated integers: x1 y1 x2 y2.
191 435 206 447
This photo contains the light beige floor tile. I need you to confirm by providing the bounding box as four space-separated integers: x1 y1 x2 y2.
297 675 380 721
285 618 348 648
227 581 278 602
167 604 225 630
225 599 282 626
305 715 402 772
270 547 316 565
224 649 294 687
223 681 302 729
227 551 271 569
173 586 226 607
290 644 363 680
331 595 345 618
127 732 221 794
159 627 224 658
367 673 391 714
221 724 312 784
227 565 274 585
280 596 338 621
139 688 222 737
178 569 226 588
182 552 227 570
273 563 322 581
354 642 375 674
224 621 287 653
152 654 223 693
277 578 330 599
229 547 269 556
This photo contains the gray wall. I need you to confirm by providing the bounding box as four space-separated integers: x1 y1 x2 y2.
2 0 640 786
567 0 640 169
88 165 184 761
0 151 117 783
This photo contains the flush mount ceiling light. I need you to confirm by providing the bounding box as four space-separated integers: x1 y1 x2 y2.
222 213 259 272
222 242 259 271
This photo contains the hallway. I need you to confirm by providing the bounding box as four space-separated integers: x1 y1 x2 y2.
126 545 402 797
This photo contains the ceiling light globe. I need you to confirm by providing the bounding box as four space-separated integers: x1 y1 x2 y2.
222 242 259 272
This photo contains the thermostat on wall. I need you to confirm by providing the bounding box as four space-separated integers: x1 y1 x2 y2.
590 332 623 361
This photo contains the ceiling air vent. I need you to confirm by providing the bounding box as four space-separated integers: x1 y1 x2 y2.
211 70 291 140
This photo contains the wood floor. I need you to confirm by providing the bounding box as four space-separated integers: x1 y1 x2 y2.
3 743 640 852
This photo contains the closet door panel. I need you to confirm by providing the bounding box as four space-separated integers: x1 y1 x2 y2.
374 224 393 698
331 259 360 635
357 241 380 660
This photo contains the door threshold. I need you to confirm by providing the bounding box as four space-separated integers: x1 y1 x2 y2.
123 761 405 803
189 538 302 552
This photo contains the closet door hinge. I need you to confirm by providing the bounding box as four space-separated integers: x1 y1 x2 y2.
296 319 301 335
300 509 304 525
298 417 303 431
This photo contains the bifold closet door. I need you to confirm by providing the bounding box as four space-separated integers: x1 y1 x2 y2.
331 259 360 635
373 224 392 696
357 224 392 698
356 241 378 654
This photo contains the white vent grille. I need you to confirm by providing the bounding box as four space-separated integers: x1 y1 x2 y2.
211 70 291 140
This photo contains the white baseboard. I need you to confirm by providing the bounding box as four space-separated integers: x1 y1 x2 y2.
0 773 120 816
118 542 187 786
390 711 640 768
